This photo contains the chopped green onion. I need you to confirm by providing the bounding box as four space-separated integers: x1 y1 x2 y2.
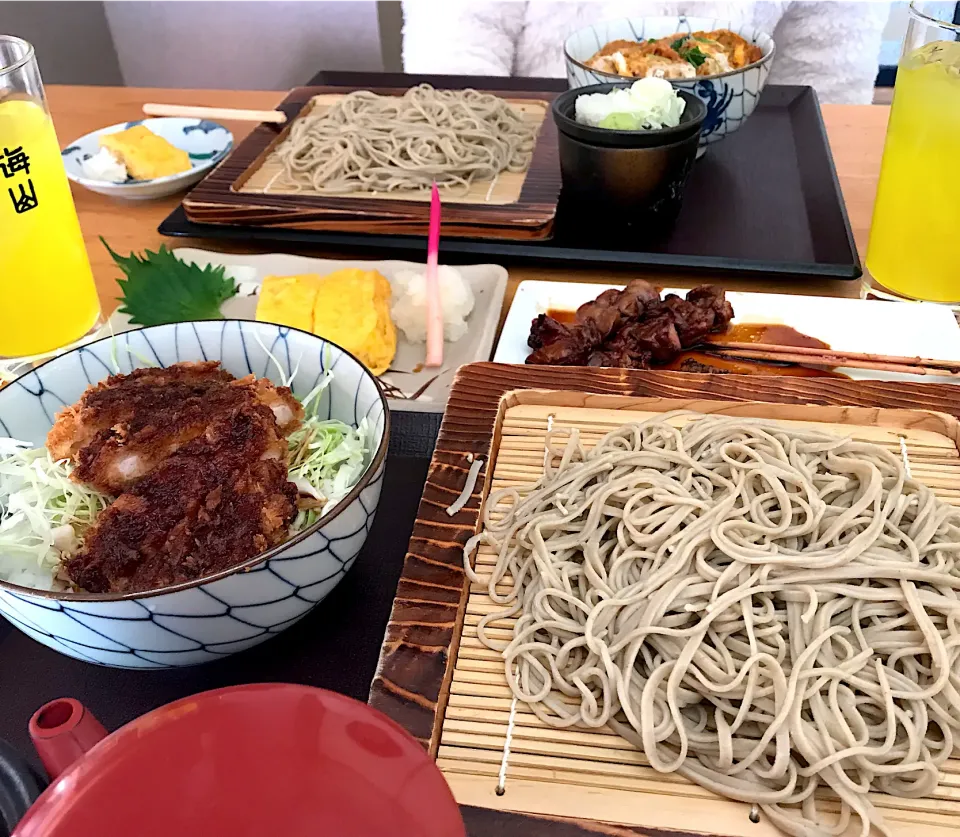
683 45 707 68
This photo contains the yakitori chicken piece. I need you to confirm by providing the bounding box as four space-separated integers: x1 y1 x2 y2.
525 284 735 369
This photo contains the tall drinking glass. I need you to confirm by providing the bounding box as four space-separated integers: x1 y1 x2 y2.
865 3 960 303
0 35 101 359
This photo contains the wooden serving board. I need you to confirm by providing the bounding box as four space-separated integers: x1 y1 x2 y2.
369 363 960 837
182 85 561 240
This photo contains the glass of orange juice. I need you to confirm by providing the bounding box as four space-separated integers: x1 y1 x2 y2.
865 3 960 303
0 35 101 359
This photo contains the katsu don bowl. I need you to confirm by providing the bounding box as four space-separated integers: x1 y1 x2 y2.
564 16 775 147
0 321 389 668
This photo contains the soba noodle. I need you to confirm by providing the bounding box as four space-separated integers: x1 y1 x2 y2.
464 413 960 837
275 84 537 194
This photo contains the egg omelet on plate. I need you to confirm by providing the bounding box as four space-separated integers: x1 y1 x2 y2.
100 125 191 180
255 269 397 376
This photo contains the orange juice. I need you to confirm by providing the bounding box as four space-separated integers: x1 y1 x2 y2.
866 41 960 302
0 98 101 356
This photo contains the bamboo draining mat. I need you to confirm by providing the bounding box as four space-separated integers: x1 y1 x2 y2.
441 400 960 837
183 86 561 239
369 363 960 837
236 94 547 206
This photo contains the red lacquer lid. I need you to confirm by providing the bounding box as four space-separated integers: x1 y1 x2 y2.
15 684 465 837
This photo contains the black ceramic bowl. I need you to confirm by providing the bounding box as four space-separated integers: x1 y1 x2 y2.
551 83 706 226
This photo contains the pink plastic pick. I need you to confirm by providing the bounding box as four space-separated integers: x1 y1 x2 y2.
424 182 443 368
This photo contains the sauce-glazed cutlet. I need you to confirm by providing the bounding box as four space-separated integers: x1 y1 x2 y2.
46 361 305 594
65 403 298 594
47 361 303 494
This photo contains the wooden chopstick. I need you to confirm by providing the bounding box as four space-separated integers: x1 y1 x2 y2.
705 341 960 377
142 103 287 124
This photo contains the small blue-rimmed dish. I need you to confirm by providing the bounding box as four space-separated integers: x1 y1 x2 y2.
62 117 233 200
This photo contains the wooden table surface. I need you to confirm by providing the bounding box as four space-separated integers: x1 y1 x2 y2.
49 85 889 320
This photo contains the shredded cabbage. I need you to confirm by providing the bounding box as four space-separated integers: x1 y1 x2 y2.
0 368 370 590
287 371 370 532
0 439 113 590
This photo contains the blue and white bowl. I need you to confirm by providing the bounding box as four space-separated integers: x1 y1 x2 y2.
0 320 389 668
564 17 775 148
62 117 233 200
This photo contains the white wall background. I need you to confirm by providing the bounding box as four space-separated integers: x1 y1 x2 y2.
0 0 122 85
102 0 383 89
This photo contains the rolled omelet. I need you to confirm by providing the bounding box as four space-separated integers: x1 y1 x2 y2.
100 125 191 180
255 274 322 333
313 269 396 376
255 269 396 376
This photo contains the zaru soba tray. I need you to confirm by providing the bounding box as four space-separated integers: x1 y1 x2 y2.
181 82 562 241
369 363 960 836
161 72 861 280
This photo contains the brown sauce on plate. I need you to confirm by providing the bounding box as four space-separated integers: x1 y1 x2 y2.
541 311 844 377
707 323 830 350
689 322 842 377
546 308 578 325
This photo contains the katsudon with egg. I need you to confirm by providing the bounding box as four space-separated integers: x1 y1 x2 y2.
587 28 763 79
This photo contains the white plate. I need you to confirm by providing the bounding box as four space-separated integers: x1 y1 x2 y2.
106 248 509 412
62 118 233 200
494 280 960 384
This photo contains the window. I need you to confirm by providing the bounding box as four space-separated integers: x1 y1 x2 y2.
877 1 960 86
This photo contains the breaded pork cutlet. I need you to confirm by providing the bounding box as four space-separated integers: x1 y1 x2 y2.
45 361 306 594
65 403 298 594
47 362 231 462
47 361 303 494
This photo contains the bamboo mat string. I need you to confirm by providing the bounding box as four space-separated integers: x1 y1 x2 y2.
496 691 519 795
485 173 500 202
900 435 913 478
544 414 555 468
262 168 284 193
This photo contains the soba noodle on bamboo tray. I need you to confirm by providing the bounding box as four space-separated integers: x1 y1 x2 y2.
463 412 960 837
271 85 538 195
